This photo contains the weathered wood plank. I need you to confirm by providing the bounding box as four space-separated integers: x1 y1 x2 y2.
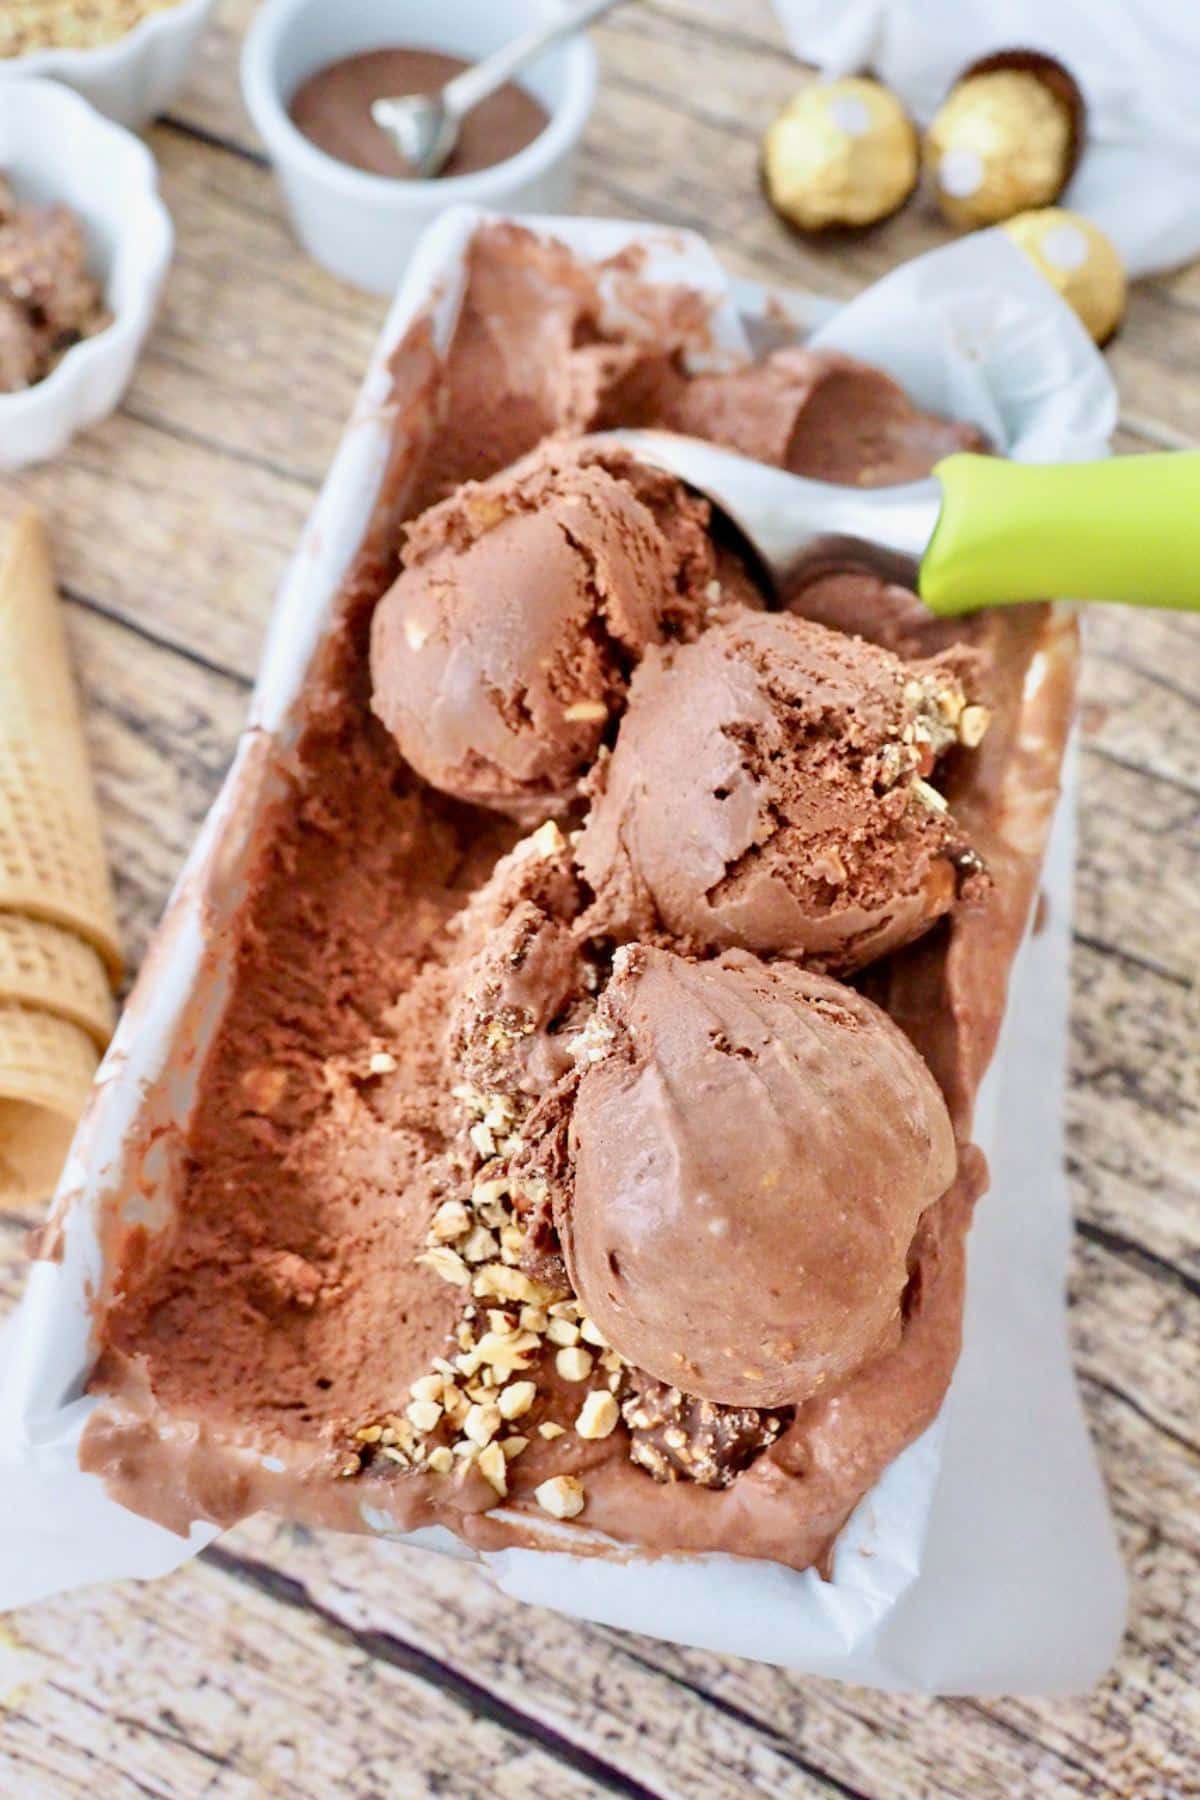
0 0 1195 1794
63 602 248 970
1 1553 641 1800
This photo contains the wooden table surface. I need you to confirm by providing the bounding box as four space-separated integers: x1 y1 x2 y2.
2 3 1197 1794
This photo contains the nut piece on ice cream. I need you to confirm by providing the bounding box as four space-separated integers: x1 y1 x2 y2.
369 446 714 819
577 611 986 975
550 945 956 1408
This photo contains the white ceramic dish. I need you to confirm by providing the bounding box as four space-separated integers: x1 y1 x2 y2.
0 79 173 472
241 0 597 293
0 209 1125 1691
0 0 217 131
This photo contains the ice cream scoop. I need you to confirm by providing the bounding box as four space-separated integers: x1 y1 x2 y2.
369 445 713 818
576 610 983 974
553 945 956 1408
591 434 1200 614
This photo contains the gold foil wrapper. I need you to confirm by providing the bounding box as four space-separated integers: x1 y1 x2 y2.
924 52 1083 229
763 78 917 232
1004 208 1126 344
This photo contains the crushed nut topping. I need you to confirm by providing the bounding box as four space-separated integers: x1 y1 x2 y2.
575 1390 620 1440
555 1346 594 1383
876 668 991 817
535 1475 586 1519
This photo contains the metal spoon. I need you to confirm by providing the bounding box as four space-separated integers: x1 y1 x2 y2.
591 432 1200 614
372 0 625 180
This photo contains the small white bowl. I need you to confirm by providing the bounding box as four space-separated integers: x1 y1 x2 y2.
0 0 218 131
0 79 173 471
242 0 597 295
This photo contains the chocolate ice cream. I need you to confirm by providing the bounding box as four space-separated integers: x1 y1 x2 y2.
540 945 956 1408
664 345 985 483
80 223 1076 1578
370 444 716 818
577 611 989 974
446 820 591 1105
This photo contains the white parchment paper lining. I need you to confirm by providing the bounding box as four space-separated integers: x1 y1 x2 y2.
0 210 1126 1693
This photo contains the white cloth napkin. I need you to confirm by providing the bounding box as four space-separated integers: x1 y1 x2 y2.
772 0 1200 275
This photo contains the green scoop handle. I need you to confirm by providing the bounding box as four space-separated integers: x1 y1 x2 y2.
921 452 1200 616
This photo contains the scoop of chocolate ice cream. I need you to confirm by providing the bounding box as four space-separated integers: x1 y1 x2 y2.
664 346 984 484
369 445 716 819
550 945 956 1408
577 611 986 975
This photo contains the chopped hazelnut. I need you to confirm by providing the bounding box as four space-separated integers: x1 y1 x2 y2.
463 1403 502 1447
575 1391 619 1440
547 1317 580 1348
240 1066 287 1113
405 1399 442 1434
529 821 567 860
426 1446 454 1474
462 1224 500 1264
477 1441 508 1496
555 1346 594 1383
473 1263 552 1305
417 1246 470 1286
472 1176 509 1209
912 777 949 814
535 1475 586 1520
469 1121 496 1159
538 1421 566 1440
468 1329 540 1378
442 1387 470 1428
429 1200 471 1243
498 1380 537 1421
959 703 991 748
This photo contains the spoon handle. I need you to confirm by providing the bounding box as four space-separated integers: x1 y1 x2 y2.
443 0 624 118
921 452 1200 615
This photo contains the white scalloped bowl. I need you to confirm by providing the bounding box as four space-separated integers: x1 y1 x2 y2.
0 79 173 471
0 0 217 130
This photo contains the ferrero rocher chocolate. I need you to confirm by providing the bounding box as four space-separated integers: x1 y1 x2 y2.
924 51 1084 229
1003 208 1126 344
763 78 918 232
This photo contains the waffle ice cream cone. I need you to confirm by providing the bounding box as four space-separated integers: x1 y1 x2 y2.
0 508 122 977
0 1002 99 1207
0 912 115 1047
